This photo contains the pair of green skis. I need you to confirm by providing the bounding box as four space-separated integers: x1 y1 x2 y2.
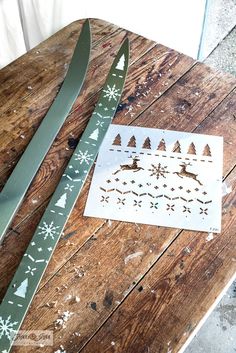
0 20 129 352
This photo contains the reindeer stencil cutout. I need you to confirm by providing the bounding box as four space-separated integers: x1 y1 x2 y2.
113 156 144 175
174 162 203 185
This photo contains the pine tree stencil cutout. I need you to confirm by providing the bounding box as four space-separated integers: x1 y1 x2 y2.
142 137 151 149
127 135 136 147
187 142 196 154
112 134 121 146
173 140 181 153
89 128 99 141
157 138 166 151
55 193 67 208
116 54 125 70
203 144 211 156
14 278 28 298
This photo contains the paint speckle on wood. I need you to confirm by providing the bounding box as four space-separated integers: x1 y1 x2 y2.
103 290 114 308
68 137 79 149
206 233 214 241
54 311 73 329
90 302 97 311
124 251 144 264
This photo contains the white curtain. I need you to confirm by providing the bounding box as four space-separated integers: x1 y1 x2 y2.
0 0 207 68
0 0 88 68
0 0 26 67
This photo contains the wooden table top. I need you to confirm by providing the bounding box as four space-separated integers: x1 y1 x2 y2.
0 18 236 353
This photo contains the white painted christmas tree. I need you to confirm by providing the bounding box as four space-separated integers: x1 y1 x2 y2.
55 193 67 208
14 278 28 298
89 128 99 141
116 54 125 70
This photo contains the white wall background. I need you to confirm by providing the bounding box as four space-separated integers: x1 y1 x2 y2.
0 0 206 68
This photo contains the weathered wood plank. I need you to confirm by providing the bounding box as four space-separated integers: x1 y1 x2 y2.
80 165 236 353
129 63 236 130
4 76 236 353
193 88 236 175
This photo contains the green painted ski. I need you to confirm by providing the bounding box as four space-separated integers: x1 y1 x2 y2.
0 19 91 244
0 38 129 353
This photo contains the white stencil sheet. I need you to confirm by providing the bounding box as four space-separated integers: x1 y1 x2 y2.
84 124 223 233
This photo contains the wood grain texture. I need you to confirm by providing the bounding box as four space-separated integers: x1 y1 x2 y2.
0 19 235 353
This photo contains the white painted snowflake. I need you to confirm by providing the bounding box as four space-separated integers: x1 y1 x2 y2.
75 150 93 165
0 315 18 341
103 84 120 101
64 183 74 192
25 265 37 276
38 221 60 240
96 120 104 127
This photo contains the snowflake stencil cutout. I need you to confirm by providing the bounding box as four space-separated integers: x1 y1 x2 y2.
134 200 142 208
0 315 18 341
117 198 126 205
183 206 191 213
200 207 208 215
75 150 93 165
103 84 120 101
101 196 109 203
148 163 169 179
150 202 158 209
166 204 175 211
38 221 60 240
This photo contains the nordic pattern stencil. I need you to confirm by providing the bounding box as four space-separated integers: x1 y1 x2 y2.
84 124 223 233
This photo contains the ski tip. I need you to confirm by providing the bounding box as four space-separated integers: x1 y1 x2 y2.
121 37 130 56
79 19 91 59
84 18 90 28
80 19 91 41
123 37 130 47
